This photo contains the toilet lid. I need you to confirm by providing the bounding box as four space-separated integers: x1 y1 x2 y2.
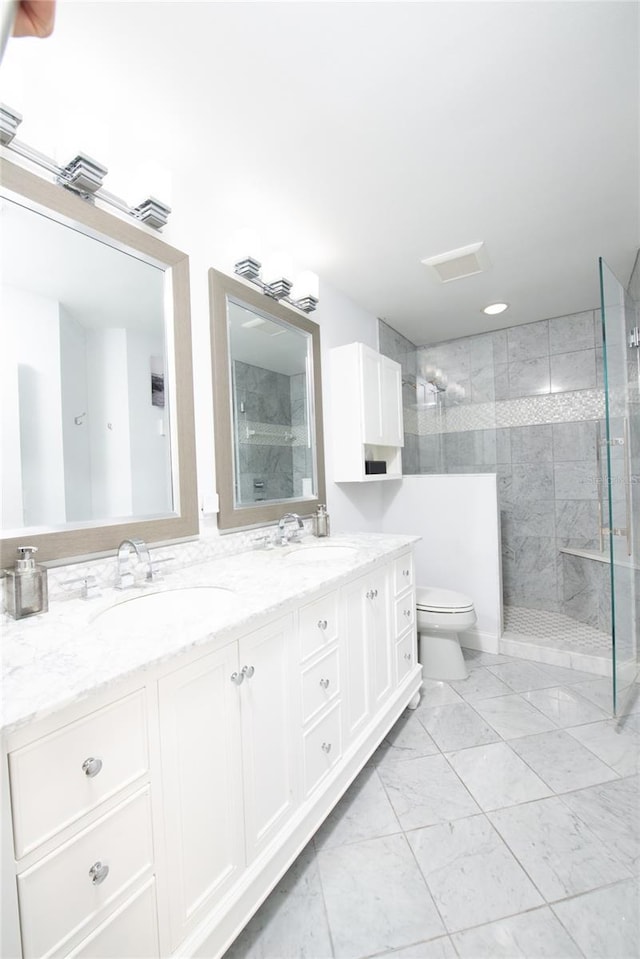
416 586 474 613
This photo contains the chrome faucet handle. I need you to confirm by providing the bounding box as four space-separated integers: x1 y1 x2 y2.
62 575 101 599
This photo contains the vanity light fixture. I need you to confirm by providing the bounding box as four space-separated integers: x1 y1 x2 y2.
232 231 319 313
0 103 171 230
483 302 509 315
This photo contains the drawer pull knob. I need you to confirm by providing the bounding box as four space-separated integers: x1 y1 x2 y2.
404 652 412 661
319 678 330 689
242 664 255 679
321 742 332 754
366 588 378 600
403 609 411 618
230 671 244 686
89 861 109 885
317 619 328 631
403 569 410 577
82 757 103 778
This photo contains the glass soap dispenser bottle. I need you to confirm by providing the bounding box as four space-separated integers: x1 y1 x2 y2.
313 504 330 538
3 546 49 619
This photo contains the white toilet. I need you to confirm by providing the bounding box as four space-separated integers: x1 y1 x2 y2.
416 587 477 681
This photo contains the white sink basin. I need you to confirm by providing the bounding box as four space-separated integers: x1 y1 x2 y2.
93 586 237 630
284 544 359 564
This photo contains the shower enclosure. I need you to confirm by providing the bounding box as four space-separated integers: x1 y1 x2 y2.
379 252 640 716
599 257 639 714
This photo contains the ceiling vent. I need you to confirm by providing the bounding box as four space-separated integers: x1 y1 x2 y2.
421 241 490 282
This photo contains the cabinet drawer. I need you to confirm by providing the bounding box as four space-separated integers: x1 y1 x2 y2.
393 554 414 595
394 593 415 637
66 879 159 959
10 690 149 858
18 787 154 959
303 705 342 797
396 631 417 684
298 592 338 661
301 648 340 725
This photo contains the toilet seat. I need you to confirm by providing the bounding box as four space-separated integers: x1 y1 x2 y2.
416 587 474 614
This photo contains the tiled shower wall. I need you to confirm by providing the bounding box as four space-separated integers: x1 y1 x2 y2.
379 312 613 630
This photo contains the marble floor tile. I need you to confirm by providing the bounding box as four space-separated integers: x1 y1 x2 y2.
408 814 543 933
371 710 440 768
489 796 633 901
449 668 512 701
509 728 619 792
566 713 640 776
445 742 552 811
416 701 500 752
377 936 458 959
472 694 556 740
317 833 445 957
485 660 562 692
551 879 640 959
451 906 583 958
377 754 480 830
560 776 640 874
314 766 401 851
567 678 616 714
522 685 610 728
534 661 607 686
222 842 332 959
416 679 463 709
462 649 512 670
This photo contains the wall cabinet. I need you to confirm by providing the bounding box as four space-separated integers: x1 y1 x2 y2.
330 342 404 482
2 550 419 959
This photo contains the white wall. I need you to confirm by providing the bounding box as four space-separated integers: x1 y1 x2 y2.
381 474 503 651
60 308 92 522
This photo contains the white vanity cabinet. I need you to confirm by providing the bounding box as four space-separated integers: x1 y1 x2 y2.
2 542 421 959
330 342 404 482
392 552 418 684
157 614 298 951
3 685 157 959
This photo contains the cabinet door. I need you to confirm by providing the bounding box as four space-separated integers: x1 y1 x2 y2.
158 644 244 951
367 567 393 710
380 356 404 447
361 346 383 444
340 574 372 742
239 616 298 861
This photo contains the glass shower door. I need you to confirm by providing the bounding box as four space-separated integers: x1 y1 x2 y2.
599 257 639 715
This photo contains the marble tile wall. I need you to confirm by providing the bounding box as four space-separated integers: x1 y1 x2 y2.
234 360 295 503
378 312 618 627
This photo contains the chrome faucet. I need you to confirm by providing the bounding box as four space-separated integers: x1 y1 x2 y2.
115 538 154 589
277 512 304 546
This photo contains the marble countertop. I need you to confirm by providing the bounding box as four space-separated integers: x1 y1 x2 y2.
1 532 417 736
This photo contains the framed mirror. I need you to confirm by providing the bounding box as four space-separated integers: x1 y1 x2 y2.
0 159 198 565
209 268 326 531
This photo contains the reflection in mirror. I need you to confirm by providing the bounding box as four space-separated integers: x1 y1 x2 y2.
0 160 198 565
209 269 326 531
1 197 172 528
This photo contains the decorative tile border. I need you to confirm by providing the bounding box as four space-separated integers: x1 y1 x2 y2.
404 388 606 436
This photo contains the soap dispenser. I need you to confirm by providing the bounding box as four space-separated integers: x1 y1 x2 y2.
313 504 330 538
3 546 49 619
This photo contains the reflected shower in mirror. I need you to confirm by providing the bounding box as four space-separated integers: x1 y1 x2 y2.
209 269 326 531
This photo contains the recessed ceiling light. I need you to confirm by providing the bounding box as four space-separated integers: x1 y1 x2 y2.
483 302 509 315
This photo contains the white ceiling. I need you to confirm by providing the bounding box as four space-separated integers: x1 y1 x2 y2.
3 0 639 346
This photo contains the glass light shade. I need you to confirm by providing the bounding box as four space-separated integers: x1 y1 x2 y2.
291 270 319 301
262 251 293 285
231 228 262 264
